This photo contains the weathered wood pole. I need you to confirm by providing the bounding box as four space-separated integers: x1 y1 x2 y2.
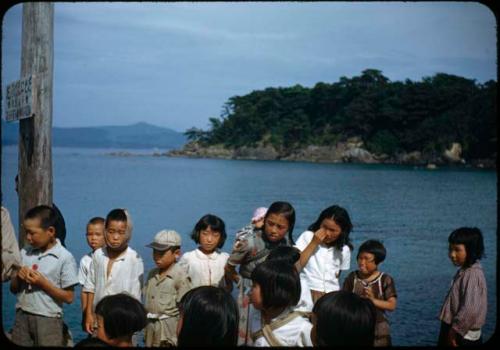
18 3 54 246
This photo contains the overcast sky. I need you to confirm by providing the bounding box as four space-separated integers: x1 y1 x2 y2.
1 2 496 132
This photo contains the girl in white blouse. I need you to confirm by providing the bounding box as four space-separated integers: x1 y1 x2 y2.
179 214 229 288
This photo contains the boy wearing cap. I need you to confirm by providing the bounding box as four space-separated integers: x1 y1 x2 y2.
143 230 192 347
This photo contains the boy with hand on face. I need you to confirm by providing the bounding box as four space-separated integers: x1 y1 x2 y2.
10 205 79 346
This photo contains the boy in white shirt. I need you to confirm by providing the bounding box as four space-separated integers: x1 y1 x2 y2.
83 208 144 335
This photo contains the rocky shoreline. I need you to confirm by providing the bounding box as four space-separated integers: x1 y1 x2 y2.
163 138 496 169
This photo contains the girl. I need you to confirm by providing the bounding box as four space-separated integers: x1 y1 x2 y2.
249 259 313 346
342 239 397 346
94 293 148 347
179 214 229 288
311 291 377 346
177 286 239 347
295 205 353 304
438 227 487 347
223 201 296 345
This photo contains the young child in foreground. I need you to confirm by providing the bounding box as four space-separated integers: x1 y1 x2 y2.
342 239 397 346
144 230 192 346
178 214 229 288
94 293 147 347
177 286 239 347
78 216 105 328
83 208 144 335
311 290 377 346
295 205 353 304
438 227 487 346
249 259 313 346
10 205 79 346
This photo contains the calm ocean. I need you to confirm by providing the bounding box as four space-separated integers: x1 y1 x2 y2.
1 145 496 345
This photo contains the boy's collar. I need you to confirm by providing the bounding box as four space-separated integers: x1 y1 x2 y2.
29 238 62 258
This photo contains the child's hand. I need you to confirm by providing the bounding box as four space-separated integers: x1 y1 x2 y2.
362 287 375 300
84 312 95 335
25 269 47 288
16 266 32 282
447 328 458 347
312 228 328 244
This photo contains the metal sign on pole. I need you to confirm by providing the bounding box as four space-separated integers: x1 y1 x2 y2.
4 74 40 122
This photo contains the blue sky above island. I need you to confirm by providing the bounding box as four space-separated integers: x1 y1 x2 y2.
1 2 496 132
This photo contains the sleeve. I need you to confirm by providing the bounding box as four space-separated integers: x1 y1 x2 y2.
383 274 397 300
60 252 79 289
451 270 487 336
1 207 21 282
294 231 311 252
77 256 87 285
339 245 351 270
342 271 355 292
83 254 96 293
227 226 253 266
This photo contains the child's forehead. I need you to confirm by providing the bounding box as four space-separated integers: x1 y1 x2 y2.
106 220 127 227
23 217 43 227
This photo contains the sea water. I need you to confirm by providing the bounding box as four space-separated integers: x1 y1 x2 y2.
1 145 496 345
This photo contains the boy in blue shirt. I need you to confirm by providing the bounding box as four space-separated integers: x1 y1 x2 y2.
10 205 79 346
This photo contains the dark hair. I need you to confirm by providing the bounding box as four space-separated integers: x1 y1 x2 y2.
251 260 300 310
88 217 105 226
94 293 147 340
264 201 296 245
313 291 376 346
266 246 300 266
105 208 127 228
448 227 485 267
24 205 57 230
357 239 386 264
190 214 227 248
308 205 353 250
178 286 239 347
74 337 109 347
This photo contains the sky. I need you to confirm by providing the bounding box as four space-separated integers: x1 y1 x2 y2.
1 2 497 132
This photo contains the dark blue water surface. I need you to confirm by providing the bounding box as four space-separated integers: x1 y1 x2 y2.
1 145 496 345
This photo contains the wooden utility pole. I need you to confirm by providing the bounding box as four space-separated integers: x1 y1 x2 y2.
18 3 54 246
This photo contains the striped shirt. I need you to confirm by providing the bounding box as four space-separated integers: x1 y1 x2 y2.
438 261 487 337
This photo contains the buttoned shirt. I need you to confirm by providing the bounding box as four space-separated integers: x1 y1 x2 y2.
178 248 229 288
144 264 192 317
295 230 351 292
439 261 487 337
83 246 144 309
16 239 79 318
78 252 92 285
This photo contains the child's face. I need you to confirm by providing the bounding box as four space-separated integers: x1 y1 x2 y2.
86 223 105 251
320 218 342 245
153 248 179 270
105 220 128 249
199 226 221 254
449 243 467 267
23 217 56 250
264 213 289 242
357 252 378 276
249 281 263 310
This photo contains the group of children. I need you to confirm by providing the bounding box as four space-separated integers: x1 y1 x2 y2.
3 200 488 347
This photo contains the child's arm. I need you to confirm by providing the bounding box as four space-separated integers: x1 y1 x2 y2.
81 290 88 312
363 288 397 311
24 269 75 303
297 229 327 270
84 292 96 334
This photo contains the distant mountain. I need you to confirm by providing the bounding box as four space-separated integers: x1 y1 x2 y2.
1 120 187 149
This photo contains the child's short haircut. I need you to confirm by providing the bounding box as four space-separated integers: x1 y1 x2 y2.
266 246 300 266
308 205 353 250
178 286 238 346
105 209 127 228
95 293 147 340
357 239 386 264
24 205 57 230
190 214 227 248
448 227 485 267
251 259 300 310
313 290 376 346
265 201 296 244
87 217 105 226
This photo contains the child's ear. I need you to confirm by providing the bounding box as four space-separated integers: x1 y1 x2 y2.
174 249 181 258
46 226 56 237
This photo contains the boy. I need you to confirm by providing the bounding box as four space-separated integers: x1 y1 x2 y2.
9 205 79 346
78 217 105 328
83 209 144 335
342 239 397 347
144 230 192 346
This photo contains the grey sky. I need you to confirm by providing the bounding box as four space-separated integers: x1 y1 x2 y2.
1 2 496 132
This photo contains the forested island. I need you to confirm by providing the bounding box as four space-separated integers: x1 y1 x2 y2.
170 69 496 168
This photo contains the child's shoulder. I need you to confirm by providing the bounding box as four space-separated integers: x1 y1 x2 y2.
124 246 143 261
